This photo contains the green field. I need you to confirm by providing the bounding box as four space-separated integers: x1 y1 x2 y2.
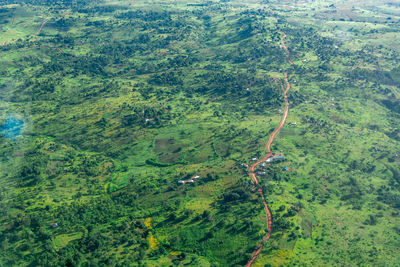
0 0 400 266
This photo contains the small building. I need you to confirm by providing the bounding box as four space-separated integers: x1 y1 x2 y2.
50 222 58 228
274 155 285 160
178 180 185 184
283 166 290 171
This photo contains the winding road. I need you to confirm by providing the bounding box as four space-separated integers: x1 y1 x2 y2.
36 14 67 53
245 32 293 267
281 32 293 65
36 19 49 35
36 17 64 53
2 16 65 53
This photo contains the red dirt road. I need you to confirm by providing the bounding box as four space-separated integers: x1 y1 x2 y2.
245 32 293 267
35 15 65 53
245 73 291 267
280 32 293 65
36 19 49 35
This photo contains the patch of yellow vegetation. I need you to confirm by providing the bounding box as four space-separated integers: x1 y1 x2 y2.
144 217 160 250
170 251 182 256
104 182 109 191
148 232 160 250
144 217 152 229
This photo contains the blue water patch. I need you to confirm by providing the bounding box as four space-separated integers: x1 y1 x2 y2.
1 115 25 138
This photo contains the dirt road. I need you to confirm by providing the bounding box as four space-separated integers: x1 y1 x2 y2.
281 32 293 65
245 31 293 267
36 19 49 35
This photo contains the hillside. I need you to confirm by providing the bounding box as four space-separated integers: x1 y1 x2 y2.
0 0 399 266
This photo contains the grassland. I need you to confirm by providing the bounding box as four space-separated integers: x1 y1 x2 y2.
0 0 400 266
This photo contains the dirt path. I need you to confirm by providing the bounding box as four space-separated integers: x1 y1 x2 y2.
36 19 49 35
35 11 69 52
4 10 70 48
245 32 293 267
281 32 293 65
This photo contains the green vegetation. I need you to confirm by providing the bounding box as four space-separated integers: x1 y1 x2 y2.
0 0 399 266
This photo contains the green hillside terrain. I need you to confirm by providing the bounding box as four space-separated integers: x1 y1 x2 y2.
0 0 399 266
